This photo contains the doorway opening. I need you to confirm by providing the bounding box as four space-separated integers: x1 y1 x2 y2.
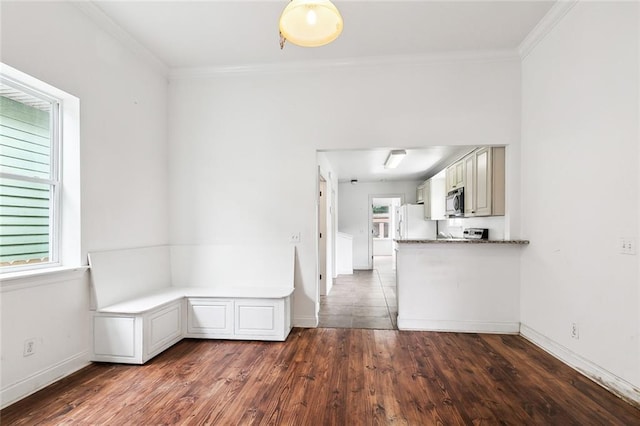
318 195 401 330
370 196 402 271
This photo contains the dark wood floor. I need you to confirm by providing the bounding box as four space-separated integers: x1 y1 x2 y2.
2 328 639 425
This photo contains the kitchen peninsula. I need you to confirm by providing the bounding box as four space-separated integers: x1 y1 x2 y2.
395 238 529 334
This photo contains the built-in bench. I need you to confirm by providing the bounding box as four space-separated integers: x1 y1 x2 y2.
88 245 294 364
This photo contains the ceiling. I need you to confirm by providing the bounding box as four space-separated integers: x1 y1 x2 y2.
321 146 474 183
94 1 555 69
92 1 554 183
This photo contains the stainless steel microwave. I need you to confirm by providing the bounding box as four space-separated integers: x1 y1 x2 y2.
446 187 464 217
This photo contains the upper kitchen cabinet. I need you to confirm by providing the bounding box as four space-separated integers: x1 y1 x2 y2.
425 175 446 220
416 182 425 204
445 159 465 192
464 146 505 217
422 180 431 219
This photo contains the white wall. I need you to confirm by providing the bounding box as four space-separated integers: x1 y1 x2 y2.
338 181 422 269
520 1 640 399
0 2 169 407
168 58 521 326
339 181 418 269
438 216 506 240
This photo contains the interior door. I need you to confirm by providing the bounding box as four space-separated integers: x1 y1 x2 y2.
319 178 327 295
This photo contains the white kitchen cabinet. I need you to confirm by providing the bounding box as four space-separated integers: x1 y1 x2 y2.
416 182 425 204
464 153 475 216
430 175 446 220
422 179 431 219
446 160 465 192
422 177 446 220
463 146 505 217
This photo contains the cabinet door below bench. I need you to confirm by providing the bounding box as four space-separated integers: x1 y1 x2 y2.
145 302 183 358
187 298 234 337
235 298 285 339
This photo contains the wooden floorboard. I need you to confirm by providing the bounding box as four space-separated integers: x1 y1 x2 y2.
2 328 639 425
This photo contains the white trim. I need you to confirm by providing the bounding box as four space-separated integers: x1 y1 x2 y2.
70 1 169 78
49 98 61 266
0 63 81 272
518 0 579 60
169 49 520 80
293 315 318 328
397 318 520 334
0 266 89 293
0 351 89 410
368 193 405 270
353 265 373 271
520 324 640 407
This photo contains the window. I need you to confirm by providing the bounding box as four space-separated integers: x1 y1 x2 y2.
0 80 59 268
372 205 390 239
0 64 80 273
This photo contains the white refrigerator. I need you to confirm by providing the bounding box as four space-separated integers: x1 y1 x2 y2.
395 204 436 240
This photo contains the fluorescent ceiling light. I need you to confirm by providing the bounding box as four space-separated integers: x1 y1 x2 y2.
384 150 407 169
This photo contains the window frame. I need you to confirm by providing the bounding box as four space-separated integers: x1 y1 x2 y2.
0 63 80 275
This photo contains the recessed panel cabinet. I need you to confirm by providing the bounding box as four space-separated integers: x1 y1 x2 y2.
422 180 431 219
446 160 465 192
416 183 425 204
187 298 233 336
464 147 505 217
420 177 446 221
464 154 475 215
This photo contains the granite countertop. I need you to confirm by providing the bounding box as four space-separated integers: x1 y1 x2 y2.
395 239 530 245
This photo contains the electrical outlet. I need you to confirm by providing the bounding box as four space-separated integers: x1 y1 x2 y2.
570 322 579 340
619 237 636 255
289 232 300 243
24 338 36 356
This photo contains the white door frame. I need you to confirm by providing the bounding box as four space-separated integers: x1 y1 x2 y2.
368 193 404 269
318 175 327 297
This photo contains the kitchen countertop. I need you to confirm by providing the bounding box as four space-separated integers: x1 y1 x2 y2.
395 239 530 244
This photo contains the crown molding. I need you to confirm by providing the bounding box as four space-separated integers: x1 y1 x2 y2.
71 1 169 78
169 49 520 80
518 0 579 60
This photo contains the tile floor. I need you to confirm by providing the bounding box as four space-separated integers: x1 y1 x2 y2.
318 255 397 330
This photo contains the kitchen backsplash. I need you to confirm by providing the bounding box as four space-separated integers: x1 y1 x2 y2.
437 216 505 240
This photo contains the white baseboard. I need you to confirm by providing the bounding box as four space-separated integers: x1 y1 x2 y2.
293 316 318 328
353 265 372 270
520 324 640 407
1 351 89 410
397 318 520 334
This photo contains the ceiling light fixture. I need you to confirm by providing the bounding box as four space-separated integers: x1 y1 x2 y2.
279 0 343 49
384 150 407 169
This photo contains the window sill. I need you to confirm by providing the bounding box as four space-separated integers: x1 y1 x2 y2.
1 265 89 292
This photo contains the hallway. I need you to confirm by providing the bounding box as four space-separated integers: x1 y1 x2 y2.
318 256 397 329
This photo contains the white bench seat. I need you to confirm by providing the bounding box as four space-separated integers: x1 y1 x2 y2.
98 288 186 314
89 245 295 364
99 286 295 314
